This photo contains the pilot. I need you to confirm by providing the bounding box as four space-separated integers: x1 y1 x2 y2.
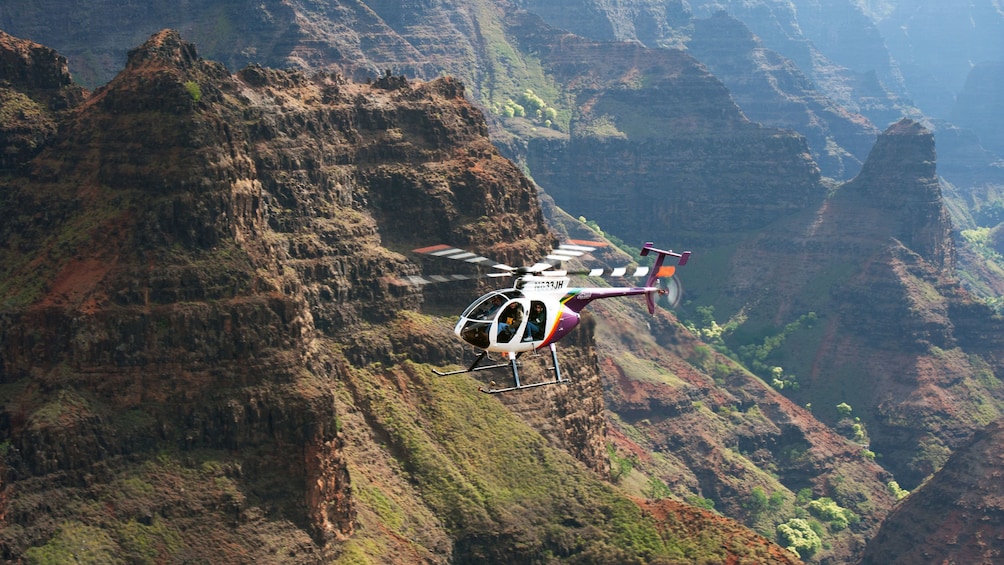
487 295 505 315
473 294 505 319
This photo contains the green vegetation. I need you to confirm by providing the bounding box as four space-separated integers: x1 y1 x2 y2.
887 480 910 500
469 7 571 130
679 304 818 392
114 518 183 564
911 435 953 477
689 305 732 345
497 89 562 130
184 80 202 102
26 389 91 429
500 98 525 117
836 402 853 418
685 495 715 511
645 476 672 500
9 444 302 562
776 518 821 559
807 497 858 531
0 89 48 124
608 444 637 483
356 485 407 531
612 351 686 387
24 522 124 565
744 487 786 522
960 227 1004 311
736 312 817 391
578 115 627 139
334 358 786 562
744 487 770 520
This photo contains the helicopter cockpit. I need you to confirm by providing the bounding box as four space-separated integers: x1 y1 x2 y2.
456 290 547 350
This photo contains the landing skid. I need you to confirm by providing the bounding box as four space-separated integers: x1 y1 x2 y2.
434 345 570 394
432 351 510 376
478 377 571 394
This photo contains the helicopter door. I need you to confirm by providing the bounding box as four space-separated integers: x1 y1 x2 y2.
523 301 547 342
493 301 527 344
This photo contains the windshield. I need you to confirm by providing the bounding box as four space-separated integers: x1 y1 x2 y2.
460 290 523 321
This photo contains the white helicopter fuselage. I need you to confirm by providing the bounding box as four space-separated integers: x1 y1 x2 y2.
454 275 658 354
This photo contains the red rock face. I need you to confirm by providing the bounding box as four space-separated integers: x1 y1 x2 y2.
0 31 86 172
0 30 78 93
5 29 812 564
686 118 1004 495
0 29 562 558
507 15 826 246
860 419 1004 564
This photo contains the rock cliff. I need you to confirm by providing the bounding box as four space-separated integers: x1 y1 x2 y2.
951 61 1004 157
686 12 878 180
587 295 897 563
541 205 898 564
0 30 799 563
860 418 1004 565
508 13 824 247
2 2 1003 560
683 1 909 141
686 119 1004 495
0 31 86 172
878 0 1004 119
841 119 956 272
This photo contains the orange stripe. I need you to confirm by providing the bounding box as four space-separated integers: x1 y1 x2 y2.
657 266 676 278
413 244 453 253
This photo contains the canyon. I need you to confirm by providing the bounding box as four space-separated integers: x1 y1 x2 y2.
2 1 1004 563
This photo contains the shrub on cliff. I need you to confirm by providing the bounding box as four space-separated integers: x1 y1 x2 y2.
776 518 821 559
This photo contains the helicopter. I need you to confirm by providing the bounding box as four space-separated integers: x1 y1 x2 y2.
409 241 690 393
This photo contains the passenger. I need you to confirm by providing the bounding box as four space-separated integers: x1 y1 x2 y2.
497 303 522 342
526 302 546 341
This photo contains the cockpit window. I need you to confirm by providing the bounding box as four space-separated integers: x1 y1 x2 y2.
465 295 505 321
461 290 524 320
460 321 490 349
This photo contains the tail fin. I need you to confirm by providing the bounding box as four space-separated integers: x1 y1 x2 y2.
640 242 690 314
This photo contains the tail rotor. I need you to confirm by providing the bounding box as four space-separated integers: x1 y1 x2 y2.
640 242 690 314
659 275 684 309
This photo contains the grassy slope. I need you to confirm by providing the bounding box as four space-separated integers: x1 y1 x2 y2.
333 326 794 564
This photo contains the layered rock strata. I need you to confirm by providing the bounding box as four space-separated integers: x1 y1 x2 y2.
0 29 563 559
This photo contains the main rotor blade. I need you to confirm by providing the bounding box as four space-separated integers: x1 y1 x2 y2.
413 240 610 278
544 242 600 265
398 271 510 286
412 244 515 272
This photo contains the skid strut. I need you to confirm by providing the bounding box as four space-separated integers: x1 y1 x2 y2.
433 346 571 394
432 351 509 376
478 344 570 394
